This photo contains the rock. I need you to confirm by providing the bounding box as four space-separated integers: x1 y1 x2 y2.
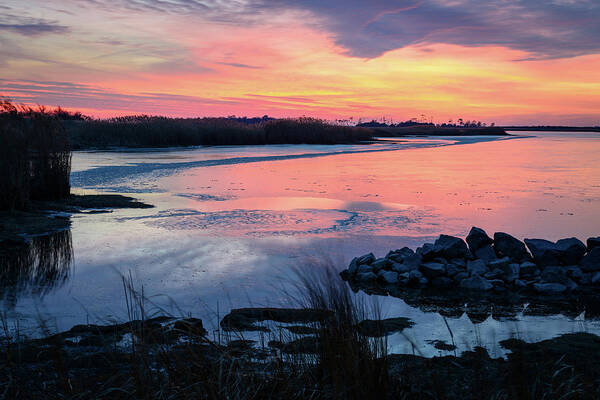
378 271 399 285
524 238 561 266
467 259 487 276
339 269 351 281
221 308 332 332
390 261 413 274
474 244 497 263
494 232 529 261
514 279 527 289
466 227 493 252
408 270 428 285
357 317 414 337
433 234 470 259
450 258 466 268
519 261 540 278
355 272 378 283
348 257 359 275
488 257 511 270
581 247 600 272
371 258 388 272
592 272 600 285
417 243 437 260
459 275 493 291
502 263 520 283
387 247 415 262
433 257 448 265
357 264 373 274
402 253 423 270
357 253 376 265
446 263 463 277
555 238 587 265
533 283 567 294
431 277 453 288
541 267 569 285
484 269 504 280
580 273 593 285
419 262 447 278
453 271 469 283
565 266 584 281
587 237 600 252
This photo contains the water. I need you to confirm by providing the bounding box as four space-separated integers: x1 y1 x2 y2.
3 131 600 357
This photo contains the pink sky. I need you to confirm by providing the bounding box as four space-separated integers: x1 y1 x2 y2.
1 0 599 125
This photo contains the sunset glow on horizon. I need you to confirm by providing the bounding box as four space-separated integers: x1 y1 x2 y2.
1 0 599 125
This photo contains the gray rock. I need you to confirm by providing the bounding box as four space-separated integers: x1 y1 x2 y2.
541 267 569 285
453 271 469 283
581 273 593 285
502 263 520 283
592 272 600 285
488 257 511 270
419 262 447 278
519 261 540 278
581 247 600 272
417 243 437 261
357 264 373 274
378 271 399 285
390 262 413 274
402 254 423 270
371 258 388 272
514 279 527 289
431 277 453 288
524 238 561 266
339 269 351 281
386 247 415 262
408 270 428 285
555 238 587 265
490 279 505 287
446 263 463 277
474 244 497 263
433 257 448 265
355 272 378 283
565 266 584 281
467 259 488 276
484 269 504 280
357 253 376 265
450 258 467 268
348 257 359 275
533 283 567 294
466 227 493 252
459 275 493 291
494 232 529 261
433 234 470 259
587 237 600 252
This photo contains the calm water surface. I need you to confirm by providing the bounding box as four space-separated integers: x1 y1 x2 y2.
4 131 600 357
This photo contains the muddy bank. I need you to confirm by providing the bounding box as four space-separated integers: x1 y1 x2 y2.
2 313 600 399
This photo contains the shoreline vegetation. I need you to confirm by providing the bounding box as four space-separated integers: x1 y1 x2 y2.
2 266 600 399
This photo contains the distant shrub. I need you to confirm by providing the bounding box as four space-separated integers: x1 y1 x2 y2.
264 117 373 144
0 100 71 210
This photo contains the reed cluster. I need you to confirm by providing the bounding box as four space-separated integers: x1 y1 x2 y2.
0 100 71 210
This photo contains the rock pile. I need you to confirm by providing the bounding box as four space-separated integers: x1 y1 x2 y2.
340 228 600 295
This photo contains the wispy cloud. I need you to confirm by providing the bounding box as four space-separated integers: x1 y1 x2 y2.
0 14 69 36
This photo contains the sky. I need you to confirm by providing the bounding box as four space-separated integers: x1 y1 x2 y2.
0 0 599 125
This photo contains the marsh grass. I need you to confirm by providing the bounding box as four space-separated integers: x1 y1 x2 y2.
65 115 373 149
0 100 71 210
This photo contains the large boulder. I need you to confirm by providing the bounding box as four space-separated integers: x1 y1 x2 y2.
416 243 437 261
494 232 529 261
540 267 570 285
466 227 493 252
488 257 511 270
408 270 428 285
357 253 376 265
431 277 453 288
433 234 470 259
588 237 600 252
355 272 377 283
378 270 399 285
371 258 388 272
519 261 539 278
474 245 497 263
348 257 359 275
386 247 415 262
419 262 447 278
459 275 493 291
555 238 586 265
581 248 600 272
467 259 488 276
524 239 561 266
